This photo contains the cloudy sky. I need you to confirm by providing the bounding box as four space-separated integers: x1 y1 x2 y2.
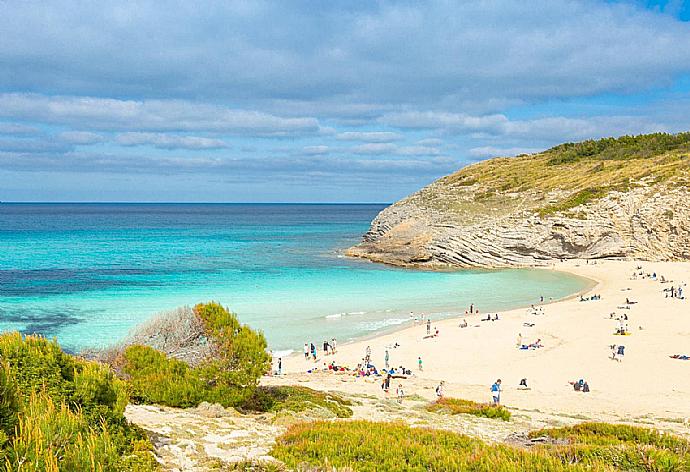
1 0 690 202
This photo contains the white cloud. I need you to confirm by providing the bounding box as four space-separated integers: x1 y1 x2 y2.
115 132 227 150
58 131 104 144
0 94 321 137
336 131 403 142
302 145 329 155
350 143 398 155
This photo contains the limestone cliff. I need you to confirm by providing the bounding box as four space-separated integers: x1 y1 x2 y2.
348 133 690 268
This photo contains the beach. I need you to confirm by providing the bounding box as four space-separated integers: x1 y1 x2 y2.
272 260 690 420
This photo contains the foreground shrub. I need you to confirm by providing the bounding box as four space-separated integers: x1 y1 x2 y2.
273 421 582 471
426 397 511 421
272 421 690 471
239 386 353 418
0 332 156 471
118 302 271 408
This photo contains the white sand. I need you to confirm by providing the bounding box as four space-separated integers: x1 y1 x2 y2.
277 260 690 419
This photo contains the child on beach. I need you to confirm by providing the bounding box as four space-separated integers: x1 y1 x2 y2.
418 356 423 371
396 384 405 403
436 381 444 398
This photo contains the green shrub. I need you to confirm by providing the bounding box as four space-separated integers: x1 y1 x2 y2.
546 132 690 165
120 344 204 408
0 363 19 442
0 332 157 471
272 421 690 471
426 397 511 421
118 302 272 409
239 386 353 418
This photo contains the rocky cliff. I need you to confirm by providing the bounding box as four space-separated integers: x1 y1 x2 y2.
347 133 690 268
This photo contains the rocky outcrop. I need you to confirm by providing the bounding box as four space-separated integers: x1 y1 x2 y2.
348 179 690 269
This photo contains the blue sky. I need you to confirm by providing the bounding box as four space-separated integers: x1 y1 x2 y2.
1 0 690 202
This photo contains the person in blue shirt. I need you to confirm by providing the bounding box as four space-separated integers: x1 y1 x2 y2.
491 379 502 404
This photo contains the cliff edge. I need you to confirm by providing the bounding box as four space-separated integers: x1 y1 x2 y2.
347 133 690 268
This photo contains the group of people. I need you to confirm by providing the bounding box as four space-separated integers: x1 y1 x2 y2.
579 294 601 301
664 285 684 299
303 338 338 361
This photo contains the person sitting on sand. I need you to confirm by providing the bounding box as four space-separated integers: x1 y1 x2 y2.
518 378 530 390
481 314 491 321
459 319 468 328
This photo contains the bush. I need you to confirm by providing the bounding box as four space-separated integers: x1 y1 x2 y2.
239 386 353 418
118 302 272 409
0 332 156 471
546 132 690 165
426 397 511 421
272 421 690 471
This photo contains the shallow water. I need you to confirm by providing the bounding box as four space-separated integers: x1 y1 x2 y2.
0 203 591 353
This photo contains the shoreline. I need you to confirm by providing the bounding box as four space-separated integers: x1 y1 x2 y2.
278 264 599 360
272 259 690 419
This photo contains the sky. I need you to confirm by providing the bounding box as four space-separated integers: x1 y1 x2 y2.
1 0 690 203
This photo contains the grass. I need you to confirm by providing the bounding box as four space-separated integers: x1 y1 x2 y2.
426 397 511 421
272 421 690 471
239 386 354 418
411 131 690 222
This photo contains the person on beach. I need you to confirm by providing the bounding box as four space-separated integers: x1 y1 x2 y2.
470 303 474 314
385 349 390 369
365 345 371 364
323 340 329 355
516 333 522 348
418 356 423 371
426 318 431 335
277 357 282 375
491 379 502 404
396 384 405 403
331 338 337 353
436 381 445 398
311 343 317 361
304 343 309 360
459 319 468 328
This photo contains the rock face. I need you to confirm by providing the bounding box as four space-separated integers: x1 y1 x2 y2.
348 165 690 269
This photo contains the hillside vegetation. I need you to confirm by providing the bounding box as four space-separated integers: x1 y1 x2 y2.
427 132 690 221
348 132 690 267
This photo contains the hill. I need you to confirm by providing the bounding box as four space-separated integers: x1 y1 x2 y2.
347 132 690 267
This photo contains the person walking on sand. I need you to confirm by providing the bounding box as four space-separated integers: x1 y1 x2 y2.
304 343 309 360
418 356 423 371
385 348 390 369
331 338 337 353
491 379 502 405
426 318 431 335
277 357 282 376
396 384 405 403
365 345 371 364
436 381 445 398
516 333 522 348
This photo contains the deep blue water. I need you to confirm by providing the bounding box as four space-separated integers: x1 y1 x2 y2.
0 203 591 353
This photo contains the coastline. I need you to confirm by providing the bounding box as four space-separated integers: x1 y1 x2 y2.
270 259 690 419
277 264 599 360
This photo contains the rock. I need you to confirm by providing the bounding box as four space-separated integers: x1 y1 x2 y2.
348 164 690 268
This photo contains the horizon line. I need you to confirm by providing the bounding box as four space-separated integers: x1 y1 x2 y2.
0 201 392 205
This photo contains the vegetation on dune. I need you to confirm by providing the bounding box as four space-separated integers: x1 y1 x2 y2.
418 132 690 221
272 420 690 471
0 332 156 471
239 385 354 418
116 302 272 409
426 397 511 421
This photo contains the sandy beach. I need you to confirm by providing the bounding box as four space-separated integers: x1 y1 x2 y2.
272 260 690 420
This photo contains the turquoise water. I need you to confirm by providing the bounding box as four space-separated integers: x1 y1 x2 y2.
0 203 591 353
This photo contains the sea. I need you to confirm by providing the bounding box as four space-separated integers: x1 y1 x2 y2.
0 203 592 354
